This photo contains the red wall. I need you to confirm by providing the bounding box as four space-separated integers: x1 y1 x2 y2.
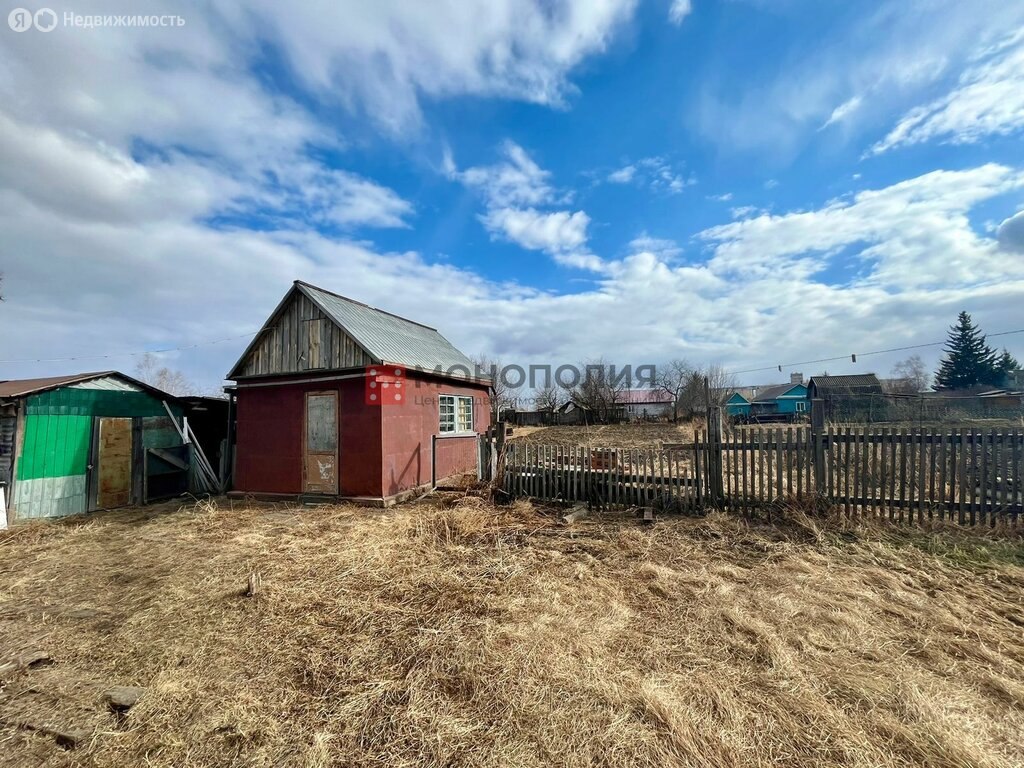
380 372 490 496
234 377 381 497
233 371 490 499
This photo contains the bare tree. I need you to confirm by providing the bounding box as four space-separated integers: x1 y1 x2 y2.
533 381 563 412
473 355 518 421
134 353 195 396
675 363 736 420
655 359 693 422
889 355 930 393
570 358 627 422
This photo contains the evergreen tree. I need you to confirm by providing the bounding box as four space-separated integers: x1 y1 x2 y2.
933 312 998 390
995 348 1021 378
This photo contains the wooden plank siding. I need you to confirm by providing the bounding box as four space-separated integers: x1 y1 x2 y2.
236 292 374 378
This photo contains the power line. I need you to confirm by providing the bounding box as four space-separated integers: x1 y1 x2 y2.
725 327 1024 377
0 331 260 364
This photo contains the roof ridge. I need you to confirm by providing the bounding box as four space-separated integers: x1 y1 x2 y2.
295 280 438 332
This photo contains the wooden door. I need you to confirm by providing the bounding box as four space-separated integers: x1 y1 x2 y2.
97 417 133 508
304 392 338 494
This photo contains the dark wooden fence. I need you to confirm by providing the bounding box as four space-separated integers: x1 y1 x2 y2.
500 423 1024 526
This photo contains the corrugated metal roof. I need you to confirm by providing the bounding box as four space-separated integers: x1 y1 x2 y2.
750 383 806 403
808 374 883 394
0 371 114 399
0 371 174 400
296 282 486 381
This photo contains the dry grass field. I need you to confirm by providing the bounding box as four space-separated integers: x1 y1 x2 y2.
1 496 1023 767
510 422 699 448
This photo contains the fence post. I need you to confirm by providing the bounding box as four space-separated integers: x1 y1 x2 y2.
811 398 826 495
707 406 725 505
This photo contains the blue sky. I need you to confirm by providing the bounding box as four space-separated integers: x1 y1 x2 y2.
2 0 1024 391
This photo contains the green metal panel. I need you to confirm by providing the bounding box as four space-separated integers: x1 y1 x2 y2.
16 387 184 482
25 387 179 418
16 414 92 480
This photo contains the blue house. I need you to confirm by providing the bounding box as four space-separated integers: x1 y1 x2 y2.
726 382 809 420
726 391 752 417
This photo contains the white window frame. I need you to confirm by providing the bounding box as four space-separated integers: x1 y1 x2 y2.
795 400 807 412
439 394 475 435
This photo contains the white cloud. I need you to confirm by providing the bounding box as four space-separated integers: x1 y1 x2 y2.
638 156 696 193
702 164 1024 287
871 29 1024 154
709 192 733 202
820 95 864 129
692 0 1024 156
481 207 591 256
608 165 637 183
606 156 695 193
451 142 602 270
668 0 693 26
452 141 556 207
628 234 682 259
216 0 639 133
997 210 1024 254
729 205 761 219
315 171 414 228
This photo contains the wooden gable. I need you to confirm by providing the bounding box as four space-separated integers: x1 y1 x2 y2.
230 288 375 379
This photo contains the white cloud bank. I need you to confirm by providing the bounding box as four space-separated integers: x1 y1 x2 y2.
4 161 1023 390
703 164 1024 287
997 210 1024 254
872 29 1024 154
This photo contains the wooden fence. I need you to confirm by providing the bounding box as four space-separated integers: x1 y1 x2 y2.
501 425 1024 526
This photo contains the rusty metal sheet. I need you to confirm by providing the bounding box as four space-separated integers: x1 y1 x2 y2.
97 417 132 508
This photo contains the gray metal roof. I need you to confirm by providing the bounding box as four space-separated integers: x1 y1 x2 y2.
0 371 175 400
296 282 486 381
808 374 883 394
750 382 805 403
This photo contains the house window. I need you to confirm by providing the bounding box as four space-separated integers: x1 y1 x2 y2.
439 394 474 434
796 401 807 412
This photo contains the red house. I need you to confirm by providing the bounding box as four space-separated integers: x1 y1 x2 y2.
226 281 491 504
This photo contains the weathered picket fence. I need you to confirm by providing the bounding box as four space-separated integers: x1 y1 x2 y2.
501 424 1024 526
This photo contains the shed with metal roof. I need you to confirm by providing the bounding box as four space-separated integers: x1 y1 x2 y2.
807 374 884 422
0 372 190 525
226 281 492 504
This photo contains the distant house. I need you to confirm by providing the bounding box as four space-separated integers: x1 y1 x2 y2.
0 372 189 524
726 382 809 421
725 391 752 417
618 389 674 420
807 374 884 421
807 374 884 400
556 400 592 425
226 281 491 504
